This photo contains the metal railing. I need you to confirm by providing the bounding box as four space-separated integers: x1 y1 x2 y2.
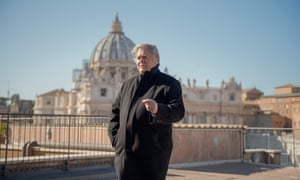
244 127 300 167
0 113 114 176
1 113 300 176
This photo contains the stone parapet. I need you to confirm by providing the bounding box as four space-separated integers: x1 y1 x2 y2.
170 125 244 164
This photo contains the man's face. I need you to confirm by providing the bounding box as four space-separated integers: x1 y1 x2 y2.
135 47 159 74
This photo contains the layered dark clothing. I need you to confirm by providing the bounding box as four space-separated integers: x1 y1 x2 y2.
108 66 185 180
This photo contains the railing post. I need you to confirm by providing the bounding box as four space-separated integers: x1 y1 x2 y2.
66 115 72 171
1 113 10 177
62 160 68 171
242 126 247 162
293 129 296 167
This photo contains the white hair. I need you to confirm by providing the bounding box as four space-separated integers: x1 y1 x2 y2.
131 43 160 62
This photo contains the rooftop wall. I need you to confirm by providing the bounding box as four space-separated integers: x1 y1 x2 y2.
171 124 243 164
5 123 244 165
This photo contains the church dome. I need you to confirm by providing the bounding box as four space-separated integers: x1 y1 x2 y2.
90 14 135 65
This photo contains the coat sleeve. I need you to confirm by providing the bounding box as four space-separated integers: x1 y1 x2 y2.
108 89 121 147
150 80 185 124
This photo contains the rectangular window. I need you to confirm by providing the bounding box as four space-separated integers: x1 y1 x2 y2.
100 88 107 97
121 72 126 80
229 93 235 101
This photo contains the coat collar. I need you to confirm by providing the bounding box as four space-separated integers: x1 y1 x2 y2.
139 64 160 81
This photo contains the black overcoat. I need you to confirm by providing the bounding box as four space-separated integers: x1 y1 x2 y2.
108 66 185 180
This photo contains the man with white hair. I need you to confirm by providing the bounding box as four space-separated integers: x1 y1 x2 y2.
108 43 185 180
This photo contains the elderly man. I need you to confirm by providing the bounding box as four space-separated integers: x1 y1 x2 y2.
108 43 185 180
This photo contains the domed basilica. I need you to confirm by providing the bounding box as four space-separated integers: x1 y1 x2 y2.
34 14 243 124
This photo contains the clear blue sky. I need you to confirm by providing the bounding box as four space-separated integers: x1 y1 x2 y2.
1 0 300 100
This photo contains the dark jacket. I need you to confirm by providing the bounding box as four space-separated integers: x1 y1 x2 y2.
108 66 185 180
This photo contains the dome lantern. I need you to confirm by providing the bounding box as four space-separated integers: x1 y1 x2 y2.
110 12 123 33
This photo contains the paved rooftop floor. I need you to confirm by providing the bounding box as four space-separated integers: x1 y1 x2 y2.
4 162 300 180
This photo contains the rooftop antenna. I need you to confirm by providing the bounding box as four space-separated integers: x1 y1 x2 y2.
7 81 10 113
7 81 10 100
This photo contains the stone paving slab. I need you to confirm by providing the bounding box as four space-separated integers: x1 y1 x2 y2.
3 162 300 180
167 162 300 180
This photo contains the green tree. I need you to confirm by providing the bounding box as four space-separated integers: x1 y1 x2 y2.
0 122 7 143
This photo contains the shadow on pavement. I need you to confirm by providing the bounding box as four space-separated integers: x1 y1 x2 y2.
168 162 280 176
4 162 300 180
3 166 118 180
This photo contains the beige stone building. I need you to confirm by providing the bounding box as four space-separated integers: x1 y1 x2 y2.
242 88 263 116
259 84 300 128
241 88 267 127
241 84 300 129
34 14 244 125
181 78 243 124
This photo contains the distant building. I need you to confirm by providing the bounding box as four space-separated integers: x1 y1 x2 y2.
9 94 34 114
34 14 136 115
181 77 243 124
34 14 244 125
241 87 270 127
242 87 264 101
0 97 9 113
241 86 295 128
0 94 34 114
242 87 263 115
33 89 69 114
259 84 300 129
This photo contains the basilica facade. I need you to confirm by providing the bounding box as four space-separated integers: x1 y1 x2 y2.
34 14 243 125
